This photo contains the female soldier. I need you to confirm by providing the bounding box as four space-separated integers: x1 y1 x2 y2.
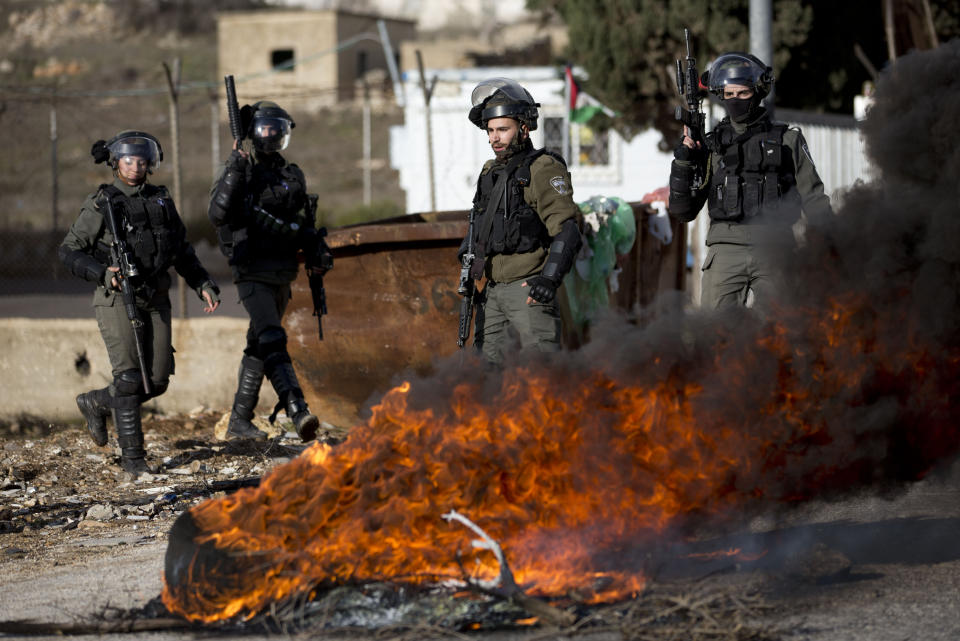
59 131 221 476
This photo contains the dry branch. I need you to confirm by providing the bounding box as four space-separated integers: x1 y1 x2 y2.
441 509 576 627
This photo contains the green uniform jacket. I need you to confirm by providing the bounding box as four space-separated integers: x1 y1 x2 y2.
480 153 580 283
673 112 834 247
61 178 214 309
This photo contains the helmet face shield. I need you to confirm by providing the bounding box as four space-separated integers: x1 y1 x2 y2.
252 116 291 152
108 135 161 169
707 53 773 99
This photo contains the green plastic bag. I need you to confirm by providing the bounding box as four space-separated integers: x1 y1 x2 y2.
563 196 636 330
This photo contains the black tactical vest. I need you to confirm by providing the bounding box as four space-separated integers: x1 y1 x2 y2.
472 147 560 256
98 184 179 277
705 118 801 223
219 157 309 266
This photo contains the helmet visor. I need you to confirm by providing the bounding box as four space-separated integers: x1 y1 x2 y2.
709 54 766 93
471 77 534 107
252 117 291 152
109 136 160 168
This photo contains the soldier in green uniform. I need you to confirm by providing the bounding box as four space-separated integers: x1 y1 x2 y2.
209 101 331 442
668 52 834 309
461 78 582 365
59 131 221 476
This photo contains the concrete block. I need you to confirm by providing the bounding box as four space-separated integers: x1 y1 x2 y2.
0 318 280 420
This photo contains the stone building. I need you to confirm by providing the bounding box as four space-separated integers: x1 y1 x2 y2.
217 9 415 111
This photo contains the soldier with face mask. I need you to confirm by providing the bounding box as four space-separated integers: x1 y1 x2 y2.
461 78 582 364
209 101 332 442
668 53 834 310
59 131 221 477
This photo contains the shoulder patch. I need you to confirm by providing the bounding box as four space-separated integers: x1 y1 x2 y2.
549 175 570 195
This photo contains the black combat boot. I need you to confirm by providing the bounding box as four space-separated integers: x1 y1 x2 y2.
76 387 111 446
226 355 268 440
267 361 319 442
286 395 320 443
113 402 151 477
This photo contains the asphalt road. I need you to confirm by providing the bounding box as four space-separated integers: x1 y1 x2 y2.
0 278 246 319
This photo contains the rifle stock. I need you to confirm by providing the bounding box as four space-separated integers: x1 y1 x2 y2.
102 197 152 395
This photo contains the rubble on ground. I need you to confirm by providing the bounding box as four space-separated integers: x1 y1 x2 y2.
0 409 348 571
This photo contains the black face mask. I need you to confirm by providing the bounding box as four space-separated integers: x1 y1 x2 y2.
723 97 757 123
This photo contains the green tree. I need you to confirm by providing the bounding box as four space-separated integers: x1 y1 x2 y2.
526 0 813 145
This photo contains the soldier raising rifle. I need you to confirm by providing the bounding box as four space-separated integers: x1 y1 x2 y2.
668 42 834 310
210 79 333 442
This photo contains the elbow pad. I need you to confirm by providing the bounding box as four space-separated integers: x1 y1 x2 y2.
668 160 697 220
541 218 582 284
210 165 245 221
58 245 106 284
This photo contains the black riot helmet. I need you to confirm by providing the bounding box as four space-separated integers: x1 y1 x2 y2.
91 131 163 170
245 100 295 152
703 52 774 100
468 77 540 131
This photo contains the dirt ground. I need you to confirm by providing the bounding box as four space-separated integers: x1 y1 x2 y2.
1 415 960 641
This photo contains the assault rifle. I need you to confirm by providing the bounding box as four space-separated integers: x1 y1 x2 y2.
305 194 332 340
674 28 707 186
456 206 478 348
102 197 152 395
224 75 244 148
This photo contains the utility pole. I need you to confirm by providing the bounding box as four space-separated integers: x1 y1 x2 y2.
50 91 58 233
163 58 187 319
362 81 371 206
415 50 438 212
749 0 774 111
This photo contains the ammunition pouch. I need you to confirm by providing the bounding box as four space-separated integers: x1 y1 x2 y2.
706 120 800 223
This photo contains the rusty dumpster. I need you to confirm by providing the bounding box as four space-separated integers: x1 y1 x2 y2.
284 207 685 427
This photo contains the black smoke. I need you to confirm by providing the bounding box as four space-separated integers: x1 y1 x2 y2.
410 40 960 520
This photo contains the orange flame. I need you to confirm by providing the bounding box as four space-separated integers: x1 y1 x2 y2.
162 292 960 623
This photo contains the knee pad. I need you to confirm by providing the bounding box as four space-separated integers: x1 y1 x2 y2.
145 380 169 400
257 326 287 359
114 369 143 396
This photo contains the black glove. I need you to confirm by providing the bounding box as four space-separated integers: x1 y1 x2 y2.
524 275 558 304
226 149 248 169
307 229 334 274
673 142 693 161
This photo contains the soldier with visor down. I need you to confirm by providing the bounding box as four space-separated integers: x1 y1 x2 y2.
668 53 834 310
60 131 221 477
